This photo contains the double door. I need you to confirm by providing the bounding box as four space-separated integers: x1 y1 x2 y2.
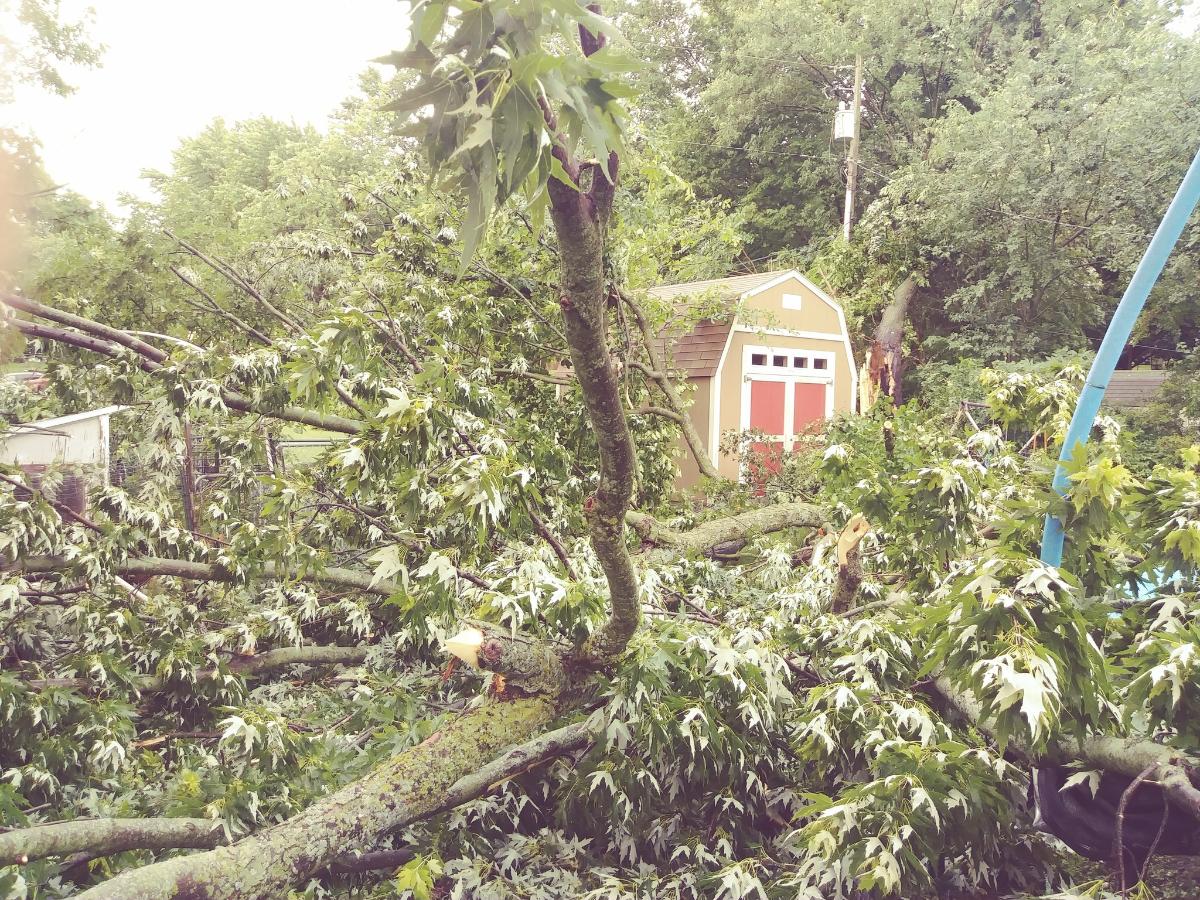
741 346 833 479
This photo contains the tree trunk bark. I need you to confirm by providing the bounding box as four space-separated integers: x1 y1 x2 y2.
544 141 640 661
626 500 826 559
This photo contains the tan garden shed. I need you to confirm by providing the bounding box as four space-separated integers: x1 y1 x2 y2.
647 270 857 487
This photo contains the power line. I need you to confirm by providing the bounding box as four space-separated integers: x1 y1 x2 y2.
646 134 845 166
1039 326 1194 358
619 37 847 73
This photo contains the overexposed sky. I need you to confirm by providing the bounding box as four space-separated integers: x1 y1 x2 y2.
3 1 412 211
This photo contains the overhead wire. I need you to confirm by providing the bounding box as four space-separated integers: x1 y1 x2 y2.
645 133 1145 235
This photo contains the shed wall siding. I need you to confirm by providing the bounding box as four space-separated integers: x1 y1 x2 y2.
0 417 108 468
740 280 843 333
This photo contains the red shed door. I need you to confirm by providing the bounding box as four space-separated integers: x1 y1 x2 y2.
794 382 827 434
747 380 786 492
749 380 786 435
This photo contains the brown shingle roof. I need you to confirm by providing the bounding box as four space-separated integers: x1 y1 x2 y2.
1104 370 1169 408
656 319 732 378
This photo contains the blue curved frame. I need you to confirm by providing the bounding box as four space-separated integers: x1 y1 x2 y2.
1040 148 1200 567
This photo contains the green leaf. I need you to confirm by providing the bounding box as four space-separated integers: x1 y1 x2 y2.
373 44 438 73
410 0 449 46
586 46 642 75
382 79 452 115
548 153 579 192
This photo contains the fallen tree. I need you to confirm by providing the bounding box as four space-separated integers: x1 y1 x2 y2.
5 4 1200 898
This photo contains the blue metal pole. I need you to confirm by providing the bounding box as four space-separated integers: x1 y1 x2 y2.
1041 147 1200 567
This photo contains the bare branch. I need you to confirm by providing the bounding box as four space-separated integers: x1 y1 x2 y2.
2 293 167 363
9 555 398 598
5 301 364 434
0 818 225 867
621 290 721 480
168 266 273 346
163 230 303 334
23 644 371 693
520 491 579 580
3 317 160 374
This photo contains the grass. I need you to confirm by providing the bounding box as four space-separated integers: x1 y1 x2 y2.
277 425 344 466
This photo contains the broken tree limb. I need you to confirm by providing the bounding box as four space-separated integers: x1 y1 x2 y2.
3 298 364 435
3 317 162 374
865 274 917 407
2 293 168 363
626 500 827 559
831 515 871 613
162 229 303 335
930 677 1200 820
72 627 580 900
0 818 225 867
1 721 591 872
8 555 398 598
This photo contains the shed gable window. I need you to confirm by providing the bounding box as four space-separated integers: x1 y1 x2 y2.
782 293 803 310
746 350 833 374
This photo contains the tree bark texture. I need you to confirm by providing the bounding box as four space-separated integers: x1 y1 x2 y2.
626 501 826 560
1 722 589 873
74 701 553 899
543 106 639 660
0 819 225 867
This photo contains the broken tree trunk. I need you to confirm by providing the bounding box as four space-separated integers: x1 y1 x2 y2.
831 514 871 613
864 275 917 408
1 721 591 870
73 630 574 900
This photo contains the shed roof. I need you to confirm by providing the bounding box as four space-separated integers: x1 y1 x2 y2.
1104 370 1169 408
7 406 129 434
655 320 732 378
646 271 798 378
647 270 791 303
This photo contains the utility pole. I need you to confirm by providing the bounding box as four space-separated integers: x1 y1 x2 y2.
842 53 864 241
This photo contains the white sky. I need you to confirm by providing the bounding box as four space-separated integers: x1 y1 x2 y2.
3 1 412 211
